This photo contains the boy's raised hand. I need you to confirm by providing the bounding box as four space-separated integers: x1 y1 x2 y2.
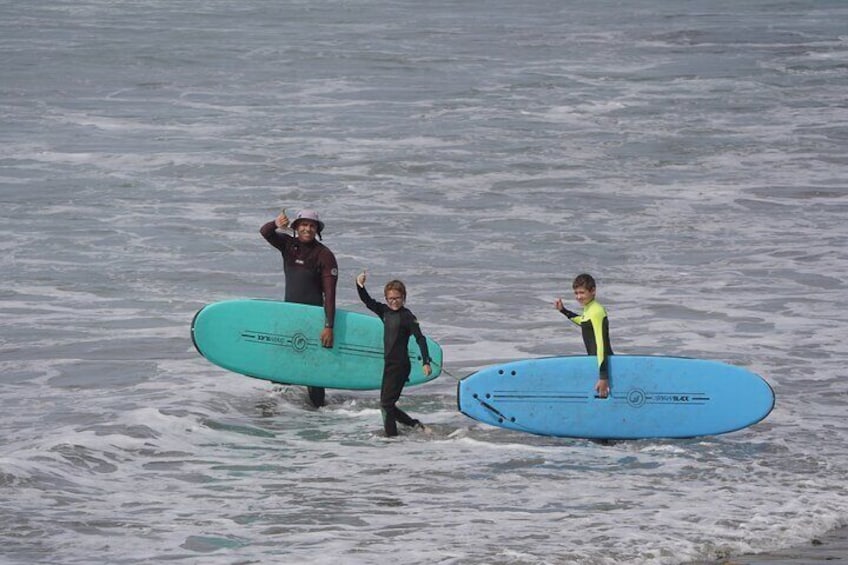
356 270 367 288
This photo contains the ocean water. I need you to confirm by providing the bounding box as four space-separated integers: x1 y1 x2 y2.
2 0 847 563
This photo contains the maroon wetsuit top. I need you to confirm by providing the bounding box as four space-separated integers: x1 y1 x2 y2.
260 221 338 328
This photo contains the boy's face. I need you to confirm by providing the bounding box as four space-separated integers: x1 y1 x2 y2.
573 285 595 307
385 291 405 311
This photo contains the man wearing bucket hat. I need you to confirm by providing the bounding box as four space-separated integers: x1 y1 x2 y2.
261 208 339 408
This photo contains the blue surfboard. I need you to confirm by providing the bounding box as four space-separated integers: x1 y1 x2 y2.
192 299 443 390
457 356 774 439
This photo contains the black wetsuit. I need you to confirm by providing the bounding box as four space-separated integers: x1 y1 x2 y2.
261 221 338 407
357 284 430 437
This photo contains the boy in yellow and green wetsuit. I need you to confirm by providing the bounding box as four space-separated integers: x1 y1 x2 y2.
554 273 613 399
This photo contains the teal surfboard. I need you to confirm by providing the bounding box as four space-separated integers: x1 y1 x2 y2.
192 299 443 390
458 356 774 439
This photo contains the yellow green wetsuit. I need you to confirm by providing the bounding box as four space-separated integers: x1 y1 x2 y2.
559 299 613 380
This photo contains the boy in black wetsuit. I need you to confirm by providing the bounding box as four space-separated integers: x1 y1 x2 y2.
356 271 431 437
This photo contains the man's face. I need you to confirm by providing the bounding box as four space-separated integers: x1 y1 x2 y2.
294 220 319 242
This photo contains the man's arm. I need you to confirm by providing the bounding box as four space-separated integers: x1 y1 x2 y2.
260 220 289 253
319 252 338 347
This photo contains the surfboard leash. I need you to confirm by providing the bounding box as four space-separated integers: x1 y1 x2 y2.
431 360 460 381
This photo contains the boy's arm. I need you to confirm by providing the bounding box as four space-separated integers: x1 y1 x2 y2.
410 319 431 366
356 283 385 317
560 308 584 328
559 306 578 318
556 299 582 326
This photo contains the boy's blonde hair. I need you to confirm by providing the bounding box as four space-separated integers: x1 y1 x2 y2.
384 280 407 298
